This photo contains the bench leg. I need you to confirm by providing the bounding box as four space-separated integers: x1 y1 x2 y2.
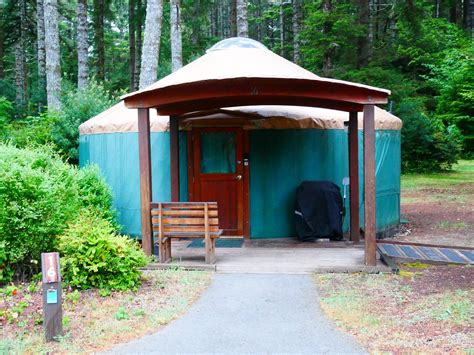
159 238 172 263
205 237 216 264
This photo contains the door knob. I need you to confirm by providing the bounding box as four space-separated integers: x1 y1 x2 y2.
236 175 242 180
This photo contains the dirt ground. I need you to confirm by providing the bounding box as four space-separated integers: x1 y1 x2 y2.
315 161 474 353
315 263 473 354
395 163 474 248
0 269 211 353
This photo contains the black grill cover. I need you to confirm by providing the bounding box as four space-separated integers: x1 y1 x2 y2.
295 181 343 241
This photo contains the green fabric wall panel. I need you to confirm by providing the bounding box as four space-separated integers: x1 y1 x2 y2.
249 129 401 238
80 129 400 240
249 130 350 238
79 132 188 238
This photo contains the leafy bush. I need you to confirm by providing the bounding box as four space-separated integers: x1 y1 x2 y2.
425 47 474 157
0 143 115 283
397 100 462 172
6 112 59 148
0 97 13 141
52 82 115 163
75 165 117 224
59 211 148 292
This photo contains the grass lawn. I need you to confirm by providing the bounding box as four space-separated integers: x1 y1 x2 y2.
0 268 211 353
398 159 474 247
401 160 474 190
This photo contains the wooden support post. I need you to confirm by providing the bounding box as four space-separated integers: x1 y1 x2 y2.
349 111 360 243
170 115 180 202
363 104 377 266
138 108 153 256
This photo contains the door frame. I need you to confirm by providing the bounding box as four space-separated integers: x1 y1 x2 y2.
187 127 250 237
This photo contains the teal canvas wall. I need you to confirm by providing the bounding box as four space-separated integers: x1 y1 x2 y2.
248 129 401 238
79 129 400 239
79 132 188 237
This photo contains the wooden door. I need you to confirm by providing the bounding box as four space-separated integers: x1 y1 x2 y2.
191 127 244 236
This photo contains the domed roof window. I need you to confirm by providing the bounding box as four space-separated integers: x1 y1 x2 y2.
207 37 268 52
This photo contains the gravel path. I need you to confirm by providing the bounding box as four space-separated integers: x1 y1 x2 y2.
110 274 366 354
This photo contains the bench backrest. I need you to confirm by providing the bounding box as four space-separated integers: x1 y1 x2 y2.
150 202 220 235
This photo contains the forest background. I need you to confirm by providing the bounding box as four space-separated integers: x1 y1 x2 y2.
0 0 472 172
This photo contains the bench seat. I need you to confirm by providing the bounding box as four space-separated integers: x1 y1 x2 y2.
151 202 222 264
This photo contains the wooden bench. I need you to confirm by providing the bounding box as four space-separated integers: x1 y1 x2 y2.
151 202 223 264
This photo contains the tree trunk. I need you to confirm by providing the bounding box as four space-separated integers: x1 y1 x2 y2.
15 42 27 109
279 2 284 56
129 0 136 90
255 0 262 41
16 0 28 110
293 0 302 64
77 0 89 90
44 0 61 111
236 0 248 37
139 0 163 89
170 0 183 72
368 0 374 58
357 0 370 68
134 0 143 90
0 28 4 80
211 3 218 37
218 1 224 37
191 0 201 46
464 0 474 37
322 0 333 76
230 0 237 37
37 0 46 99
93 0 105 80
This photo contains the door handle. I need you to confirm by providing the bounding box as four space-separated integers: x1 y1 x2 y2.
236 175 242 180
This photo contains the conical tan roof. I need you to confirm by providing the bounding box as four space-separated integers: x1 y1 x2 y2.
122 38 390 114
79 101 401 135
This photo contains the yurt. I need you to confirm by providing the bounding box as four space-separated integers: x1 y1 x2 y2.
79 101 402 239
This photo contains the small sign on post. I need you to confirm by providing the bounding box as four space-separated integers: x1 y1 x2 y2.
41 252 63 341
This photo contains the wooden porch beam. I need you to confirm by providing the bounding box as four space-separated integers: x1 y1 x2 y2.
170 115 180 202
138 108 153 256
348 111 360 243
363 104 377 266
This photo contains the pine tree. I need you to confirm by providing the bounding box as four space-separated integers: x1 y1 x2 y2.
139 0 163 89
15 0 27 110
170 0 182 72
44 0 61 111
236 0 248 37
36 0 46 102
77 0 89 89
293 0 302 64
93 0 105 80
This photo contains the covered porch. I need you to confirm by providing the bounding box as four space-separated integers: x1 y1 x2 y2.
146 239 389 273
123 38 391 267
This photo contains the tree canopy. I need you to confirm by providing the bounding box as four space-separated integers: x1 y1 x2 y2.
0 0 472 170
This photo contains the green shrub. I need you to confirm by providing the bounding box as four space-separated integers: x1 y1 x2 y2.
0 143 115 283
52 82 115 163
59 211 148 292
6 112 59 148
396 100 462 172
75 165 117 225
0 97 13 141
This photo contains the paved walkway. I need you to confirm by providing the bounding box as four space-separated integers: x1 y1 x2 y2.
110 274 366 354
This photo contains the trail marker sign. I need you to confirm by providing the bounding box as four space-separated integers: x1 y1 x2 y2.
41 252 63 341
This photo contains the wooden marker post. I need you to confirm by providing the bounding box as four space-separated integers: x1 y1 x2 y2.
41 252 63 341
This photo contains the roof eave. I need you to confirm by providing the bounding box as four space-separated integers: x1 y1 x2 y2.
124 78 390 114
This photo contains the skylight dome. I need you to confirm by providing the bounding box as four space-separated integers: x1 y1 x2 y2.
207 37 268 52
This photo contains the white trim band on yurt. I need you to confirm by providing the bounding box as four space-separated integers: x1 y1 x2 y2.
79 101 402 135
